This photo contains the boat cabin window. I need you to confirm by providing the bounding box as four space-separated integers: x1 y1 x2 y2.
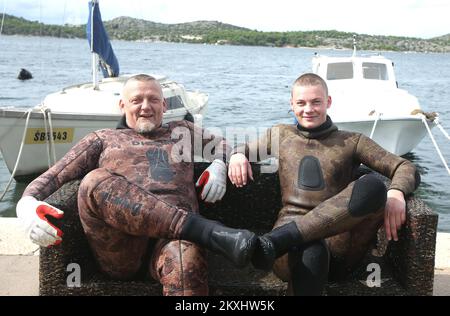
362 62 388 80
165 96 184 110
326 62 353 80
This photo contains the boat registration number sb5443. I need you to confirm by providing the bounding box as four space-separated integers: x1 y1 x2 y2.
25 128 74 144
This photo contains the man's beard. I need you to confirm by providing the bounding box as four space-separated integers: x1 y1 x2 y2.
135 120 158 135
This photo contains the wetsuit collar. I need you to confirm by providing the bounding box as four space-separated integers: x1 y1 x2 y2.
296 116 338 139
116 115 129 129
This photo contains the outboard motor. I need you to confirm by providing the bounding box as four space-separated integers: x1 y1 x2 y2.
17 68 33 80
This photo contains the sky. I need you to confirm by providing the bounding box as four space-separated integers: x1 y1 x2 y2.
2 0 449 39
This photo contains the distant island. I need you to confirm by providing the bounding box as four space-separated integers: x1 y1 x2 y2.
2 14 450 53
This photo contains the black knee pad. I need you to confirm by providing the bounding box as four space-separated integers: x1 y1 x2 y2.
349 174 387 217
294 239 330 269
289 239 330 296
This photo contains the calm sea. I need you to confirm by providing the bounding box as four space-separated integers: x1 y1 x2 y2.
1 35 449 231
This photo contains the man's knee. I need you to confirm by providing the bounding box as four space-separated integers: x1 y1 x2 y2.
273 240 329 282
78 168 114 199
297 239 329 269
288 240 329 295
78 168 115 217
289 240 329 276
348 174 387 217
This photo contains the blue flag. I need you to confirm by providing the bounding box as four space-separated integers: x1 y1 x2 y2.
86 1 119 78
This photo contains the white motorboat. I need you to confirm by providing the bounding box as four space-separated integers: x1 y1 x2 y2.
0 76 208 181
0 1 208 181
312 45 436 156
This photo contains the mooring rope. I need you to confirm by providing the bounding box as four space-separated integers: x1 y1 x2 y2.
369 113 382 139
435 118 450 141
0 109 33 201
0 104 59 201
421 115 450 176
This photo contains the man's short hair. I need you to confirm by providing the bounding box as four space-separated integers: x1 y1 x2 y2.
292 73 328 97
122 74 163 98
124 74 157 86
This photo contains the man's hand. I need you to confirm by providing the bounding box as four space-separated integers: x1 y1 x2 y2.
196 159 227 203
384 189 406 241
228 153 253 187
16 196 64 247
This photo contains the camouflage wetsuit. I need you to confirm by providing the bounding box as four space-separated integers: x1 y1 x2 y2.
23 118 227 296
235 117 418 290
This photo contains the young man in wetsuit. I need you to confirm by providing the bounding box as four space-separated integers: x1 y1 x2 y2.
16 74 257 296
228 73 419 295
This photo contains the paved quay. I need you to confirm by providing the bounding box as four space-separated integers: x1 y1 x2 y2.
0 217 449 296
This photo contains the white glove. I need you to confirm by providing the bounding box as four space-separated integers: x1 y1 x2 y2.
16 196 64 247
195 159 227 203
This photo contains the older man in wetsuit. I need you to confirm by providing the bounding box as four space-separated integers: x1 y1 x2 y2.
228 73 419 295
16 74 257 296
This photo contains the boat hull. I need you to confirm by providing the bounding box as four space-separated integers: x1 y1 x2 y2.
0 108 201 180
311 53 437 157
334 116 434 156
0 74 209 180
0 112 432 179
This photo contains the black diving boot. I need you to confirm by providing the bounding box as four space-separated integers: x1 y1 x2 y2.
180 213 257 268
252 221 303 271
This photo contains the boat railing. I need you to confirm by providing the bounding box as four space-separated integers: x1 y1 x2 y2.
61 74 169 93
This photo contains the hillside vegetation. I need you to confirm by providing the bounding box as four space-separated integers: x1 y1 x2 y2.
3 14 449 53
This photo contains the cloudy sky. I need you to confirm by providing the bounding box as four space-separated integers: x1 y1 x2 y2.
3 0 449 39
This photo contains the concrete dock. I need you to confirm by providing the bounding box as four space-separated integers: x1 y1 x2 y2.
1 217 449 296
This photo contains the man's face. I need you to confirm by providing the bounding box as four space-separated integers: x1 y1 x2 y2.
119 79 167 134
290 84 331 129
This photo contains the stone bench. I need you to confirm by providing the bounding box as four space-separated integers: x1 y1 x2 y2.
39 163 438 296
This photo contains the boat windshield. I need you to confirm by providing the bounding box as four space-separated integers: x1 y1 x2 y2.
326 62 353 80
326 61 390 81
166 95 185 110
362 62 389 80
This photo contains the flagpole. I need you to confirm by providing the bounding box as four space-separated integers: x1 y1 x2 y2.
91 0 99 90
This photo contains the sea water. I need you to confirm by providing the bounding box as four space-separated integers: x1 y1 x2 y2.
0 35 449 231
